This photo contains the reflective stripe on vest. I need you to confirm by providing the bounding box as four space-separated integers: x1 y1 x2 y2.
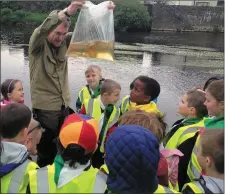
7 160 30 193
155 185 180 193
165 119 204 149
183 182 204 193
36 167 49 193
93 170 107 193
79 87 91 104
188 136 201 181
87 98 95 117
35 166 106 193
178 127 199 146
121 96 130 114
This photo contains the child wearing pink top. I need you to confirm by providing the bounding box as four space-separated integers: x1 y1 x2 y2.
1 79 24 109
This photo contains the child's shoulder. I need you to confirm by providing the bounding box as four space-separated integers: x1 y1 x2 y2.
79 85 89 92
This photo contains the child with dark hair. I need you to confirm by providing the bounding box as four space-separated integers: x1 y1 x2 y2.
187 80 224 185
182 129 224 193
1 79 24 109
164 89 208 190
120 75 161 115
28 113 107 193
203 76 223 91
0 103 39 193
79 79 121 168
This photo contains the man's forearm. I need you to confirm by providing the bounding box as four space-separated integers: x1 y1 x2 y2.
29 3 78 53
29 10 63 53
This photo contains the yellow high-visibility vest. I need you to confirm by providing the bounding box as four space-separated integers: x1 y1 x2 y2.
187 135 202 181
1 160 38 193
29 164 107 193
182 181 205 193
83 98 120 153
78 86 92 105
165 119 205 149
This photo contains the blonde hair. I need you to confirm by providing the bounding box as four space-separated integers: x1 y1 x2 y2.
100 79 121 95
119 109 167 142
85 65 102 76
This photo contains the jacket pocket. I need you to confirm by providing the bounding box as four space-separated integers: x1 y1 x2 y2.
46 55 58 77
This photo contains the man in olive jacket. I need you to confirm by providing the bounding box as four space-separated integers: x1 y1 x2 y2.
29 0 115 167
28 0 84 167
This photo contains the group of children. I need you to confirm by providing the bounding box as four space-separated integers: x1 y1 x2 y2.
0 64 224 194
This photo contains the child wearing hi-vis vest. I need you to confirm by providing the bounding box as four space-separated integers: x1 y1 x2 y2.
76 65 104 111
120 75 162 116
103 124 180 194
186 80 224 187
28 114 108 194
164 89 208 190
79 79 121 168
1 103 39 194
182 129 224 194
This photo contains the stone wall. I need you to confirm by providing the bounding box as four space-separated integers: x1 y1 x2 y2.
146 4 224 32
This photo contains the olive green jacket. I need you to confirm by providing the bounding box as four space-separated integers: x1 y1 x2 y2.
29 10 70 111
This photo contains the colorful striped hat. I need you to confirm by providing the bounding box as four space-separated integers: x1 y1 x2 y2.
59 113 99 154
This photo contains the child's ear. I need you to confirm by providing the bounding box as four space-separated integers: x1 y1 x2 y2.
206 156 212 167
144 95 151 102
19 127 29 144
189 107 196 115
7 92 12 99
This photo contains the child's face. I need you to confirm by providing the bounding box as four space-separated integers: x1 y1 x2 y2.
85 70 101 89
130 79 150 104
177 94 195 117
8 81 24 103
104 89 121 105
204 90 223 117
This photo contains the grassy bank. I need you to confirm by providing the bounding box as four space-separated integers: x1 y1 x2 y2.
1 0 152 32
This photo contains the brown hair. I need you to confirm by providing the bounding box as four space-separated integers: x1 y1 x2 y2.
200 129 224 174
119 109 167 142
1 79 21 101
206 80 224 102
186 89 208 118
100 79 121 95
85 65 102 76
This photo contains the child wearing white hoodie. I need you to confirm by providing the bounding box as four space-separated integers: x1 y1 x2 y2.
182 129 224 194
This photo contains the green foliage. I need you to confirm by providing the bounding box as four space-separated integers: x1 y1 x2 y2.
24 13 48 22
114 0 151 32
1 8 13 23
1 1 152 32
10 10 27 22
1 7 12 15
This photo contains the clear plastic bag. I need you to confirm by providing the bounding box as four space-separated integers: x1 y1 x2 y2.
67 1 115 61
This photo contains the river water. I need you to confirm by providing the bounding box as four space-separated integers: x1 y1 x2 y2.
1 28 224 127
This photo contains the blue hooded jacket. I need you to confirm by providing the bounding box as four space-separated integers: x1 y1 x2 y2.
105 125 160 194
0 142 29 178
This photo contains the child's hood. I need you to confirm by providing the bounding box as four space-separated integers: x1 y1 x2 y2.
203 175 224 193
